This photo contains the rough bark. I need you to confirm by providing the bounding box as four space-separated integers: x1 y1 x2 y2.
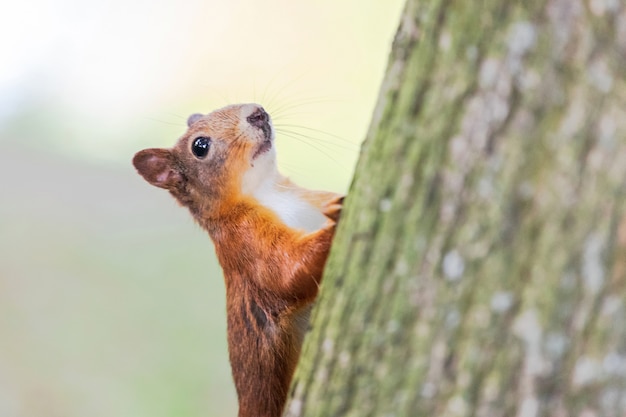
285 0 626 416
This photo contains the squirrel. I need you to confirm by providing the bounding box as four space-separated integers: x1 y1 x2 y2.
132 103 343 417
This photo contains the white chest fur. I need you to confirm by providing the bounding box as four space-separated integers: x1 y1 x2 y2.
241 153 327 233
253 185 327 233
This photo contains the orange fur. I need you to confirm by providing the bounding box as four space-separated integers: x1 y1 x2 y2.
133 103 342 417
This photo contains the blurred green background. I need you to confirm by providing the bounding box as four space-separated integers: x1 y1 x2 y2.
0 1 403 416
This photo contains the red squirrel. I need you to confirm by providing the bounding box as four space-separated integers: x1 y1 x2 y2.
132 103 342 417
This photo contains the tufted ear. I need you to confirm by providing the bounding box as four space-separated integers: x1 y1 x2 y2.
132 148 183 190
187 113 204 127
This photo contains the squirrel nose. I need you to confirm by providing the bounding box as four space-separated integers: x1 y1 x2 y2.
247 107 269 128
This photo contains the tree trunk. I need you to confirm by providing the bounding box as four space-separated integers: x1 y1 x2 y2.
285 0 626 416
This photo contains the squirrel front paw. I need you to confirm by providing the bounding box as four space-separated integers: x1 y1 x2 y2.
322 195 344 223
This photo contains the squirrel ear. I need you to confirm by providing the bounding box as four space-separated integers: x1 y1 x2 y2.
132 148 183 190
187 113 204 127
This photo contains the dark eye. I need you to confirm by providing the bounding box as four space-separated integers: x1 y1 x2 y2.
191 137 211 159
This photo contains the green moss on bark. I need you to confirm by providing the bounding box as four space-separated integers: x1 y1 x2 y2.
287 0 626 416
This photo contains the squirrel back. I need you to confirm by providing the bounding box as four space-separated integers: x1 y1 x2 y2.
133 103 342 417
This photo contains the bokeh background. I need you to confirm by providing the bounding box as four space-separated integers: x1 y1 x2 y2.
0 1 403 416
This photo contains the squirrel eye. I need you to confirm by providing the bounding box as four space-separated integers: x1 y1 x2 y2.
191 137 211 159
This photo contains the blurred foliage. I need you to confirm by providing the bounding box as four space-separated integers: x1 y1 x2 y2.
0 145 235 416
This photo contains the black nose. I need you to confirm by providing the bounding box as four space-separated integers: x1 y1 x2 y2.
247 108 269 127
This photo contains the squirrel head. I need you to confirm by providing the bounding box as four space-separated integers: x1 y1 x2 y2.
133 103 276 217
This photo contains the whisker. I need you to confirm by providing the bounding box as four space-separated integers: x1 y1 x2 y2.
161 112 188 121
273 124 359 149
261 73 307 111
277 131 343 166
144 117 186 127
276 162 309 179
268 97 341 118
275 128 358 153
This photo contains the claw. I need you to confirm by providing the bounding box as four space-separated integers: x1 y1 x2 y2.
323 195 345 222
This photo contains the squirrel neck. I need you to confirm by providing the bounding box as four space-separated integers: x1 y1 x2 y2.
188 162 327 236
242 165 328 233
